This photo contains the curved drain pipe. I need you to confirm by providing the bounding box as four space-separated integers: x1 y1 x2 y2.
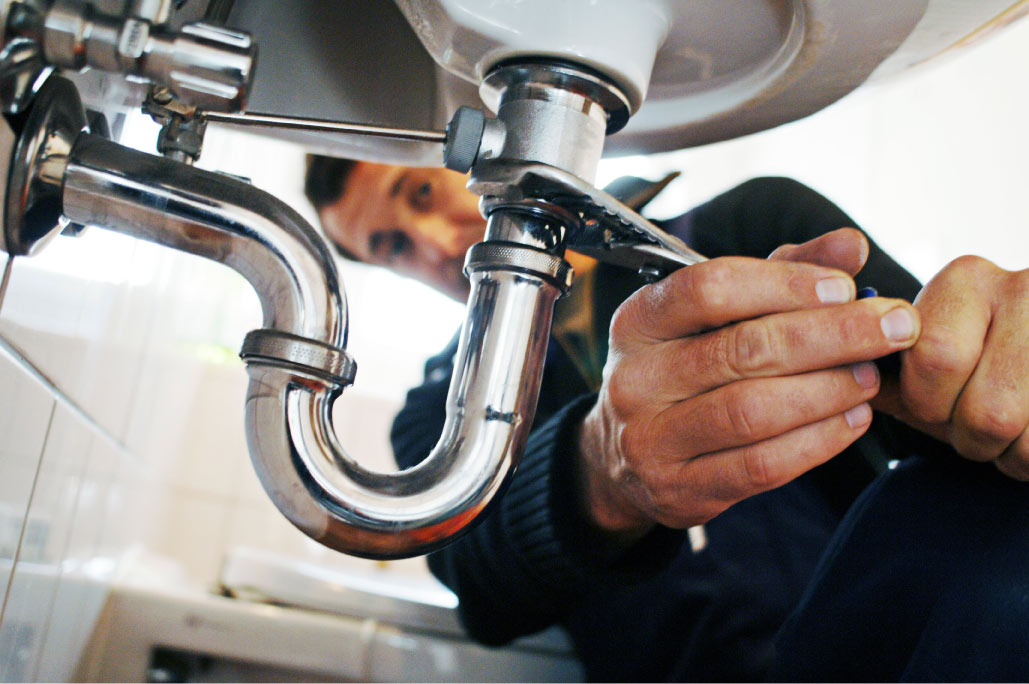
60 134 570 559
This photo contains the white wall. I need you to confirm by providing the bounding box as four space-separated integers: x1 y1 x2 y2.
598 17 1029 284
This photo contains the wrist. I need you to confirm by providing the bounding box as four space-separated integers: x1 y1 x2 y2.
575 406 655 546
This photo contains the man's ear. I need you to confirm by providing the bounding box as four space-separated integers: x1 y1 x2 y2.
767 227 869 277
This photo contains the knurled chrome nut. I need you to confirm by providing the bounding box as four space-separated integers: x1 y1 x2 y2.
463 242 573 293
118 17 150 61
444 106 485 173
240 329 357 386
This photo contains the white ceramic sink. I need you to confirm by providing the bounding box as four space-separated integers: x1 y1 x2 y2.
215 0 1027 162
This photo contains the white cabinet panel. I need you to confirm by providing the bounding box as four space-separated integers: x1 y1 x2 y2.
367 624 583 682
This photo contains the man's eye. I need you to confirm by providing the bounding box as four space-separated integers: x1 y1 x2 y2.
410 181 433 211
369 230 412 262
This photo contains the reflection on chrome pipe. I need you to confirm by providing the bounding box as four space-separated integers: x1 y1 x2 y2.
60 134 567 558
246 269 562 556
62 135 345 343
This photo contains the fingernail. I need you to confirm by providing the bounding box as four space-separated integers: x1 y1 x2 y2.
880 307 917 342
845 403 873 429
851 362 879 389
816 277 853 303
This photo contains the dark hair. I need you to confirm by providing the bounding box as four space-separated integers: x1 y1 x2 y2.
304 154 360 260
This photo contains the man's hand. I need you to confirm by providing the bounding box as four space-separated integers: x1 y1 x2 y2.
872 257 1029 480
577 230 920 538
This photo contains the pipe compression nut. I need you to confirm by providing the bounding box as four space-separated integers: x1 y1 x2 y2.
240 329 356 386
463 242 573 293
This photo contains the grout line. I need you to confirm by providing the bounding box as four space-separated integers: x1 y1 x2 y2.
30 429 92 683
0 255 13 313
0 401 57 630
0 333 129 455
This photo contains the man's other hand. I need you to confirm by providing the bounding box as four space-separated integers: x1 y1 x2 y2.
873 257 1029 480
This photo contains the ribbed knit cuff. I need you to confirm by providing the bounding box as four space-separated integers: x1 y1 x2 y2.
500 394 686 594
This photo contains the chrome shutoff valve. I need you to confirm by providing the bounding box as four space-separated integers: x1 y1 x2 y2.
8 0 257 112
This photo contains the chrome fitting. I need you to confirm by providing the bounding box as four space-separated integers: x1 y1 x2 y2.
240 329 357 387
476 60 631 183
0 36 49 114
2 74 88 256
464 242 573 293
38 0 256 112
481 60 632 134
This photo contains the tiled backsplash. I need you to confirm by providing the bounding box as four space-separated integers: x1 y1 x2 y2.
0 204 445 679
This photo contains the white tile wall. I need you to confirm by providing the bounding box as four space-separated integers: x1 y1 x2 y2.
0 352 56 656
0 210 432 680
0 199 436 680
35 431 129 682
0 403 95 681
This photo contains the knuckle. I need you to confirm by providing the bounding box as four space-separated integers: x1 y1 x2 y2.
740 448 777 490
837 312 874 348
617 269 690 341
960 401 1026 446
726 320 781 376
767 242 797 261
903 396 951 426
902 340 976 425
684 259 734 310
908 329 971 377
605 366 638 415
915 256 992 304
609 297 645 344
941 254 996 281
722 386 763 443
617 421 646 460
949 254 991 271
1004 268 1029 300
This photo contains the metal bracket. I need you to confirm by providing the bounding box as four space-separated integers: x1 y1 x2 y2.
470 159 707 278
144 85 206 163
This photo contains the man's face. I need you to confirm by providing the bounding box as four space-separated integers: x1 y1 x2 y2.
318 161 486 301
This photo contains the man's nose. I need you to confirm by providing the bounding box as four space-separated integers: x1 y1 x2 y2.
414 218 469 264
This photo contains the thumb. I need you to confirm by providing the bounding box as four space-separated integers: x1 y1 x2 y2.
768 228 869 277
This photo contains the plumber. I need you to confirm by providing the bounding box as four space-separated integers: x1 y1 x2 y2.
306 156 1029 681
